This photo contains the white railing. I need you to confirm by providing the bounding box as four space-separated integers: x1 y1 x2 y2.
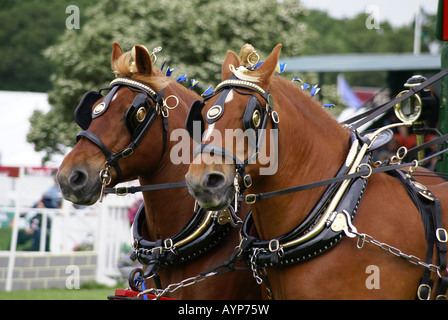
2 185 140 291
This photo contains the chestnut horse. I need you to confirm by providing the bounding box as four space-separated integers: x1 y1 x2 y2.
185 44 448 299
57 42 260 299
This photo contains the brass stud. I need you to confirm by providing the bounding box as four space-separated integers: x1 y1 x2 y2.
252 110 261 128
136 107 147 122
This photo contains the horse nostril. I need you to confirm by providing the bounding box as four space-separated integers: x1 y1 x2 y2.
68 169 88 191
204 172 226 190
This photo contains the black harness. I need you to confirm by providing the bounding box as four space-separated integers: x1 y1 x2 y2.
187 70 448 300
186 75 279 191
74 77 167 182
240 131 370 268
128 202 240 291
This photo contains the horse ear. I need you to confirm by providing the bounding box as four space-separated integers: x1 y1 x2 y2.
133 45 153 75
222 50 240 80
111 41 123 64
257 44 282 85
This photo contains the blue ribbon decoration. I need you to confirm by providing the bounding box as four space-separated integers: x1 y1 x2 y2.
176 74 187 82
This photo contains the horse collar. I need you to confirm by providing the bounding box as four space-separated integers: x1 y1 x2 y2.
241 131 371 269
129 203 239 290
239 127 448 299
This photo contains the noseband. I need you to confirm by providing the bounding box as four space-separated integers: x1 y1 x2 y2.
75 77 167 189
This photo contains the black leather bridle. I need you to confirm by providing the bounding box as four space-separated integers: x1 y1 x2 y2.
75 77 167 187
186 76 279 198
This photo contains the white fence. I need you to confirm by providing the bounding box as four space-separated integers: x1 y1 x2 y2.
1 176 141 291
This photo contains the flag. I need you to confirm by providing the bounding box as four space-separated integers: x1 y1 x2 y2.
337 74 362 110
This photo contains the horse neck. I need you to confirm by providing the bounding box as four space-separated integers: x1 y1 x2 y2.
251 78 351 239
139 81 198 240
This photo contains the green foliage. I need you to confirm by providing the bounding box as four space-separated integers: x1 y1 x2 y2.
44 0 309 116
21 1 437 161
29 0 310 161
0 0 92 92
26 109 79 163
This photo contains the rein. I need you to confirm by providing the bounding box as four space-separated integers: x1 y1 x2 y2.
241 131 448 205
342 67 448 130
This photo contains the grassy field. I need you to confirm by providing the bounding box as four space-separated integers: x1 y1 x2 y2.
0 282 124 300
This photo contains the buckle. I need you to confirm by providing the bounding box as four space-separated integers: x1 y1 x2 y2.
132 239 139 250
122 147 134 158
115 186 128 196
245 194 257 204
243 174 252 188
164 238 174 250
269 239 280 252
417 284 431 300
436 228 448 243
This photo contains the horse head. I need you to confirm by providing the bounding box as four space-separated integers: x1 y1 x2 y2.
58 42 191 205
185 44 282 211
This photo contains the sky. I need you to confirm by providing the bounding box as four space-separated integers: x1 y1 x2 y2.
300 0 438 27
0 92 56 167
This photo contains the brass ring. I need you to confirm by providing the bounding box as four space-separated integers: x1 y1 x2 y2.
396 146 408 161
161 108 169 118
394 90 422 123
247 51 260 67
163 95 179 110
357 163 372 179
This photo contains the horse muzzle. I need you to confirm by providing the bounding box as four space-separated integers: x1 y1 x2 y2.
57 166 102 205
185 170 234 211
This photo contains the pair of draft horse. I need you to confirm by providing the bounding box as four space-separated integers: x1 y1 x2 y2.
57 42 448 299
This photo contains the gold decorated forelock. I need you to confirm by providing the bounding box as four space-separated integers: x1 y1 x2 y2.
240 44 260 69
228 44 261 82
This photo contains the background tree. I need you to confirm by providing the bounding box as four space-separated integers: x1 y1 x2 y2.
20 1 436 163
0 0 92 91
28 0 310 162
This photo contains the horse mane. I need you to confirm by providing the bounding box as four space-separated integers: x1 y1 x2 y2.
275 76 337 120
111 50 171 93
111 49 200 104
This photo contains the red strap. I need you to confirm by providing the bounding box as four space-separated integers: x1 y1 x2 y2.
444 0 448 40
112 289 175 300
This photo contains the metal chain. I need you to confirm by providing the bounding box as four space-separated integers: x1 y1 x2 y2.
138 271 218 300
250 248 265 285
351 229 443 276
